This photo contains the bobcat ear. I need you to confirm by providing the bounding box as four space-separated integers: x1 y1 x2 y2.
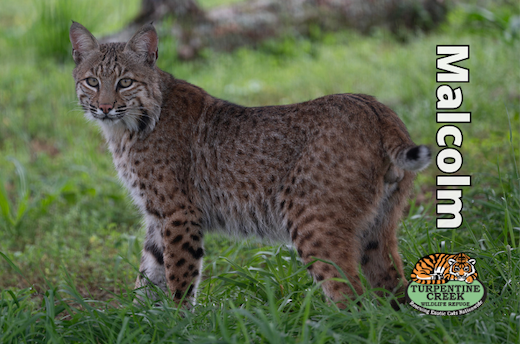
69 21 100 65
124 23 158 66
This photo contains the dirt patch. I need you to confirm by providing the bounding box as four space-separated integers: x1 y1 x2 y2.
30 139 60 160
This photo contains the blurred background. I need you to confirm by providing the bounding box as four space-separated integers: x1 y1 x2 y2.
0 0 518 329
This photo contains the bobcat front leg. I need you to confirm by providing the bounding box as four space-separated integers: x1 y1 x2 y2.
135 219 168 301
136 206 204 305
162 209 204 304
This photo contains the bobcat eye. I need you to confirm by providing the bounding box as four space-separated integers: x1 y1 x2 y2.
86 77 99 87
119 78 133 88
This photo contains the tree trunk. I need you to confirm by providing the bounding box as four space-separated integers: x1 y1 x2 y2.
103 0 447 60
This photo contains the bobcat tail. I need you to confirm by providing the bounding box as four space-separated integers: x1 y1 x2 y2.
388 144 431 171
379 111 431 172
352 94 431 172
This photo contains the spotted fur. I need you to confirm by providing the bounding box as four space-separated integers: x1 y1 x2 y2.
70 22 430 307
411 253 478 284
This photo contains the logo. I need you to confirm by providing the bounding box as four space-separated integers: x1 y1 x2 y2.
406 252 486 316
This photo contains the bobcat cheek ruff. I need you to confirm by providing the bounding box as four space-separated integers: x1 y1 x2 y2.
70 22 430 307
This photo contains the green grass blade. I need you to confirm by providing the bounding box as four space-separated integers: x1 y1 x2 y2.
0 180 14 226
0 251 23 276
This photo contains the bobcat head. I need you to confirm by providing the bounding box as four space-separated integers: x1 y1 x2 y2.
69 22 162 138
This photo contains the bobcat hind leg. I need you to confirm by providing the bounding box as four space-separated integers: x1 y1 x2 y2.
360 168 413 308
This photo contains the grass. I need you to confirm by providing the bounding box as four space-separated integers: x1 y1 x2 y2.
0 0 519 342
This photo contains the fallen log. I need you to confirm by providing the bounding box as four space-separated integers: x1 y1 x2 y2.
103 0 448 59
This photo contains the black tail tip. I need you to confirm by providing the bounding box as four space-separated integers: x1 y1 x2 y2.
404 145 431 171
407 145 431 161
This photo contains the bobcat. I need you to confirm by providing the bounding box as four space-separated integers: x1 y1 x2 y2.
69 22 430 308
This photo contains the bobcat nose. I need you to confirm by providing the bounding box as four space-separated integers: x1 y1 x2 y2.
99 103 113 114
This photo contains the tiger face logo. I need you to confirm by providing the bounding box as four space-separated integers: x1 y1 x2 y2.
447 256 477 282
